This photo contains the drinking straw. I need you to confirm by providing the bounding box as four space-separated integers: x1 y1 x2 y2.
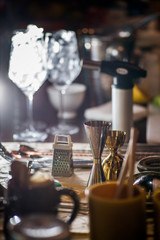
127 128 139 197
114 139 132 199
115 127 139 199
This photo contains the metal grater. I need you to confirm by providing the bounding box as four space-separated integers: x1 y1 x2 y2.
52 135 73 177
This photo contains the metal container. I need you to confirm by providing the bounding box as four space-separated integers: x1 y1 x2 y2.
52 135 73 177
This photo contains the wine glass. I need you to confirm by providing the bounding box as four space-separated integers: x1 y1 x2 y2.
47 30 82 135
8 25 48 142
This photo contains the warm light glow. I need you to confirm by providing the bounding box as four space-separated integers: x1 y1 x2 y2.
88 28 95 35
118 46 124 52
82 28 88 34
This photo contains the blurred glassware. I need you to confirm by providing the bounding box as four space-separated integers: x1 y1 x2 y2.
47 83 86 120
78 14 158 105
8 25 48 142
47 30 82 135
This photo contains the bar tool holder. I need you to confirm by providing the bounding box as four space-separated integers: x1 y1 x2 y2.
84 121 111 187
102 130 126 181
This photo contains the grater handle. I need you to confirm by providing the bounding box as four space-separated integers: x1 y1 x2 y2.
54 135 71 145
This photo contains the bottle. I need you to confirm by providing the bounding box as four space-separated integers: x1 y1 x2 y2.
100 60 147 141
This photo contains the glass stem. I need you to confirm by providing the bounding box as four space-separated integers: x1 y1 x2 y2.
59 89 66 125
26 94 34 131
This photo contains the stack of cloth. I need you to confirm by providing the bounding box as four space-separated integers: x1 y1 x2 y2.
84 101 147 122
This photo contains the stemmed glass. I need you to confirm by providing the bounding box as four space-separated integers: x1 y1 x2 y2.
8 25 48 142
47 30 82 135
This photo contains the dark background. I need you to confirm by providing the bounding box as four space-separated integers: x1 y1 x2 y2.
0 0 160 31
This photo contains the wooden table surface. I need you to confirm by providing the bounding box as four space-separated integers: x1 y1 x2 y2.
1 142 159 240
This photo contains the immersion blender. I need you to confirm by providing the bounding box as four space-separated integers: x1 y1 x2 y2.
83 60 147 141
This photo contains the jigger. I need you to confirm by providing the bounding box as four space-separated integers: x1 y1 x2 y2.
84 121 111 187
102 130 126 181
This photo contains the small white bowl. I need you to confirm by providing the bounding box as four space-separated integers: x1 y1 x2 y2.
47 83 87 119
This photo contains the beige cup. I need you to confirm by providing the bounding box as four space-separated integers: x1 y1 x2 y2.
86 181 146 240
153 189 160 240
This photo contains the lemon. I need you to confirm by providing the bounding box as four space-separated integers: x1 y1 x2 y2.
153 94 160 108
133 84 152 104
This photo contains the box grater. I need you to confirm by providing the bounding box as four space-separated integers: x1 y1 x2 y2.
52 135 73 177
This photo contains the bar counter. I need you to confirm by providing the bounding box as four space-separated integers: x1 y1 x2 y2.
1 141 160 239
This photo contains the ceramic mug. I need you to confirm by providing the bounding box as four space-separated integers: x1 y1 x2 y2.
4 178 79 225
86 181 146 240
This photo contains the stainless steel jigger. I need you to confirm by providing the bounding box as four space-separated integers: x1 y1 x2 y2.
84 121 111 187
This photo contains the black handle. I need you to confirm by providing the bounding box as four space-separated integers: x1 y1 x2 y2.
100 60 147 89
100 60 147 79
58 188 79 224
